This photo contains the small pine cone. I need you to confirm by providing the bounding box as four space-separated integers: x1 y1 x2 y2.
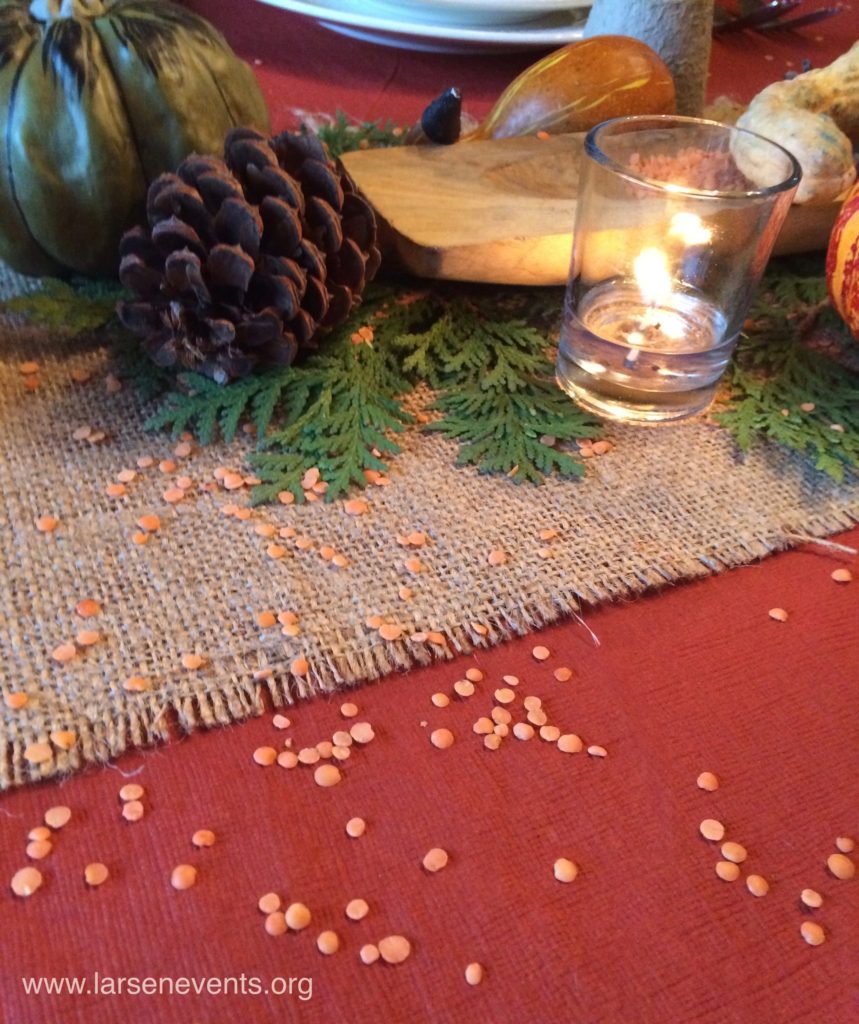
117 128 381 384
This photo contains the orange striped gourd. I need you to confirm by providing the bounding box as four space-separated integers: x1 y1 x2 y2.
826 182 859 338
465 36 676 142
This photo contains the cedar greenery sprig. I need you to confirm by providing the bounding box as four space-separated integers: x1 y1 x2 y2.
1 277 125 336
312 110 406 159
714 257 859 482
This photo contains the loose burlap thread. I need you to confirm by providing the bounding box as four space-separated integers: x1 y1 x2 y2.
2 268 858 788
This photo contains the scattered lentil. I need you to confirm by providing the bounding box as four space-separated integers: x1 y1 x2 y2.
502 675 519 686
76 630 100 646
24 742 52 765
700 819 726 842
122 801 145 823
696 772 720 792
28 827 51 842
746 875 769 897
539 725 561 742
587 745 608 758
554 858 578 883
721 842 747 864
265 911 287 936
465 963 484 986
431 693 450 708
836 836 855 853
346 898 370 921
532 645 550 661
298 747 320 766
317 930 340 955
431 728 454 749
137 514 161 532
119 784 144 802
465 668 483 683
487 549 507 565
716 861 740 882
553 667 573 682
285 902 311 930
84 863 109 886
258 892 282 914
800 921 825 946
473 717 494 735
379 935 411 964
192 829 216 848
44 806 71 830
513 723 534 741
314 764 342 787
491 707 512 726
181 654 204 670
26 840 52 860
50 730 76 750
171 864 197 890
494 688 515 705
346 817 366 838
800 888 823 909
51 643 77 663
484 734 502 750
827 852 855 880
350 722 375 744
340 702 359 718
5 692 29 710
557 734 583 754
379 623 403 641
11 866 43 897
360 944 380 965
768 607 789 622
277 751 298 769
253 746 277 767
423 848 449 873
831 568 853 583
36 516 59 533
527 709 548 727
290 657 309 677
453 680 475 698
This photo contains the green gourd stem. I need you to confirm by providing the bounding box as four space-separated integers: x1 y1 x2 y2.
29 0 108 21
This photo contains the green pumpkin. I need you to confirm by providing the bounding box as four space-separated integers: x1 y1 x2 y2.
0 0 270 276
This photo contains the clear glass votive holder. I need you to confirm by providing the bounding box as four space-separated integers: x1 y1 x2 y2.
556 115 801 423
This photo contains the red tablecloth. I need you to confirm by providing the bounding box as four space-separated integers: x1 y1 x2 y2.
3 7 859 1024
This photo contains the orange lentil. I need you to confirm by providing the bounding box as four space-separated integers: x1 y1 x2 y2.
158 459 176 474
484 733 502 750
105 483 127 498
453 679 475 698
491 707 511 725
346 817 366 838
471 622 488 636
131 532 149 546
379 623 403 641
553 667 573 682
746 875 769 897
827 853 855 880
163 488 184 504
379 935 411 964
399 587 414 601
527 709 548 727
431 728 454 749
513 723 535 741
75 598 101 618
587 744 608 758
122 800 145 822
254 523 277 538
431 693 450 708
285 903 311 931
137 456 155 469
557 734 583 754
36 516 59 533
44 806 71 831
405 557 425 574
332 746 351 761
836 836 856 853
259 892 282 914
502 674 519 686
831 568 853 583
181 654 204 670
11 866 43 897
316 740 334 759
256 610 277 628
344 499 368 516
22 375 39 391
716 861 740 882
253 747 277 767
494 688 515 705
51 643 77 663
697 771 720 791
86 430 106 443
473 718 494 735
116 469 137 484
301 467 320 489
277 751 298 769
340 702 359 718
76 630 100 646
294 536 313 550
801 888 823 909
360 944 380 965
291 657 309 677
532 645 551 661
24 742 52 765
465 668 483 683
19 360 40 375
350 722 375 744
119 783 144 802
175 475 193 490
5 692 29 710
539 528 558 541
26 840 52 860
174 441 192 458
319 545 336 561
426 631 446 645
332 553 350 569
170 864 197 890
277 490 295 505
768 607 789 622
487 549 507 565
222 472 244 490
314 764 342 787
123 676 149 693
264 911 287 936
73 425 93 441
234 507 252 521
540 725 561 742
137 514 161 532
266 544 286 559
800 921 825 946
84 862 109 886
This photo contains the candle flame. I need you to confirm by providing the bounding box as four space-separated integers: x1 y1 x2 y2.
669 212 712 246
633 248 672 308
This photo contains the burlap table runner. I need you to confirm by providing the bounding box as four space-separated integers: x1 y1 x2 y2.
2 267 858 788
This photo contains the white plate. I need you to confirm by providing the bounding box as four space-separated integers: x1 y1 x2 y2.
359 0 587 26
257 0 590 51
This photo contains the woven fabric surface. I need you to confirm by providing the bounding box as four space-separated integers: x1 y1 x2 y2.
2 269 858 788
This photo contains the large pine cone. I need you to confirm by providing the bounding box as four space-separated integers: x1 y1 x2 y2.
117 128 381 384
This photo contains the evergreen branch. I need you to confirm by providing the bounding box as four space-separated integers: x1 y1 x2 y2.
311 110 406 159
1 276 126 335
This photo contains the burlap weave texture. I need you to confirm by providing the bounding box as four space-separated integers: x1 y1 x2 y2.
2 277 858 788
